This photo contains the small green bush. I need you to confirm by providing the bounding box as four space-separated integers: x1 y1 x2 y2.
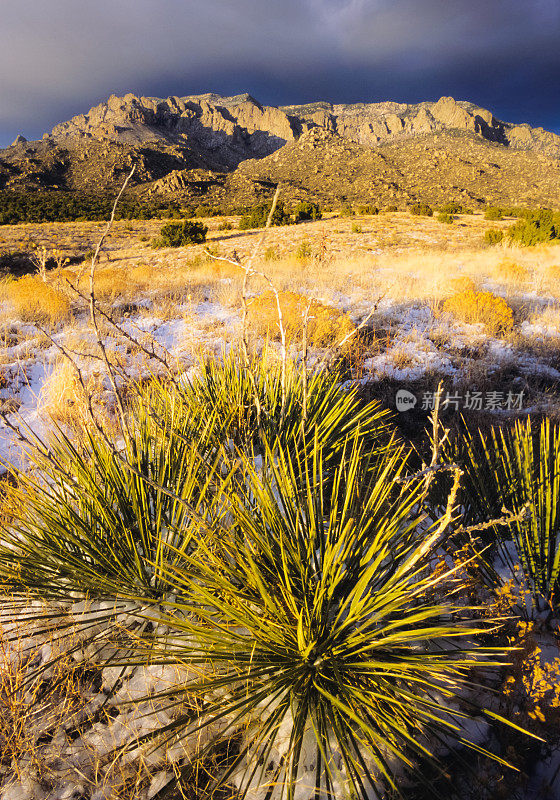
218 220 233 231
410 203 433 217
484 229 504 246
485 206 503 221
437 212 454 224
351 223 363 233
339 206 355 217
193 205 221 218
439 202 465 215
239 201 292 230
357 204 379 215
293 201 322 222
385 204 398 212
152 219 208 248
295 240 313 260
508 210 560 246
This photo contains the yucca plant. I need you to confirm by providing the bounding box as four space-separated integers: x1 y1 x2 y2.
0 402 225 606
448 416 560 613
133 436 526 800
168 350 394 463
0 353 392 644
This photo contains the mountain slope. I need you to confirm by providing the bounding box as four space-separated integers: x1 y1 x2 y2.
1 92 559 207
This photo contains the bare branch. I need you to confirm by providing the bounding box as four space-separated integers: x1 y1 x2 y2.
203 184 286 419
88 166 136 437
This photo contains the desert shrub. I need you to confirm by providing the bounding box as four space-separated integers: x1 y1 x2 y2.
410 203 433 216
295 240 313 260
170 352 392 461
152 219 208 248
0 191 180 224
439 202 466 214
2 275 71 326
293 201 322 222
485 206 503 220
339 205 355 217
385 204 398 212
239 201 292 230
437 212 454 224
484 228 504 246
217 220 233 231
443 288 514 336
508 210 560 247
357 204 379 215
351 222 363 233
263 246 279 262
193 204 222 218
0 394 220 603
250 290 355 348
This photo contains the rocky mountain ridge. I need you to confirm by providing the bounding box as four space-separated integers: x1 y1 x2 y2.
1 91 559 207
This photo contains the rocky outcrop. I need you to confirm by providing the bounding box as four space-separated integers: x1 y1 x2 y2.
50 92 304 169
1 92 559 204
45 92 560 166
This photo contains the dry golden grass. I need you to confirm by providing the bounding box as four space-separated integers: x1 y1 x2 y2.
213 278 244 309
1 276 71 326
447 275 479 295
38 357 108 430
0 606 96 785
249 290 355 348
77 266 132 301
443 289 514 336
494 257 530 284
527 303 560 333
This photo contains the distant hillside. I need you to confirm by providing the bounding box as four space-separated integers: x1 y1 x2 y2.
1 92 559 208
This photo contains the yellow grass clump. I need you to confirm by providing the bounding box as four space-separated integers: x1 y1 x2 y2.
494 258 530 284
39 359 105 430
543 264 560 292
78 266 132 301
447 276 478 295
2 276 71 326
443 289 514 336
250 291 355 348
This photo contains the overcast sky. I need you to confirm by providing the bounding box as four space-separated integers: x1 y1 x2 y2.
0 0 559 147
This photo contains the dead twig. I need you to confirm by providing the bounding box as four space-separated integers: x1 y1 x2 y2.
88 165 136 438
203 185 288 420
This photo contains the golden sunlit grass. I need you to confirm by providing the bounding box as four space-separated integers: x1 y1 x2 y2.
38 358 106 430
0 605 95 784
77 266 132 301
494 257 530 284
443 288 514 336
1 276 71 326
249 290 356 348
527 303 560 333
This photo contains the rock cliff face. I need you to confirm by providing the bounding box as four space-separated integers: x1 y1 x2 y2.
49 92 303 169
47 92 560 162
0 92 559 206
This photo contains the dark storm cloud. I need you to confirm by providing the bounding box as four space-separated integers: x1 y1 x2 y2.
0 0 559 146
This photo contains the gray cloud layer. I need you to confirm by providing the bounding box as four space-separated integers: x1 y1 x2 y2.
0 0 558 145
